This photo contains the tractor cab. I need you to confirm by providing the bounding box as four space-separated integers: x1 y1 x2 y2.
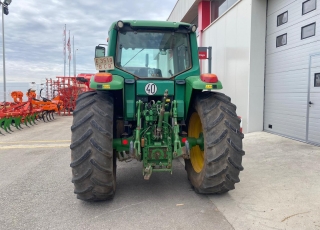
95 20 196 80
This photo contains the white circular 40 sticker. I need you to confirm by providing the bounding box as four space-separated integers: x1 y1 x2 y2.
145 83 157 95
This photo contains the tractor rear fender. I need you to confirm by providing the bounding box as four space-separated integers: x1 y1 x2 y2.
185 76 223 119
89 74 124 90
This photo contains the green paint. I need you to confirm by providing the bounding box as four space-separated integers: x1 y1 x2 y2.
134 100 142 159
93 20 226 179
185 76 223 118
31 114 36 124
90 75 124 90
108 20 191 31
101 20 213 121
180 134 204 151
27 115 33 126
13 116 21 130
175 33 201 80
125 99 135 120
136 80 174 96
113 137 133 151
187 76 223 90
2 117 13 132
175 82 185 119
172 100 183 158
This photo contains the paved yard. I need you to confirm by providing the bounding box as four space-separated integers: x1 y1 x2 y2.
207 132 320 230
0 116 319 229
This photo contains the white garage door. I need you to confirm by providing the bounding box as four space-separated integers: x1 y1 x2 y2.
264 0 320 145
308 55 320 144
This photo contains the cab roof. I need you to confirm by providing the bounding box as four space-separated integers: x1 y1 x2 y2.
109 20 192 31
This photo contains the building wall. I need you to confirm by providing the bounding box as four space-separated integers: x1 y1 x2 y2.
167 0 198 23
248 0 267 132
169 0 267 133
202 0 252 133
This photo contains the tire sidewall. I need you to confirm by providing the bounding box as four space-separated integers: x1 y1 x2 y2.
185 98 208 191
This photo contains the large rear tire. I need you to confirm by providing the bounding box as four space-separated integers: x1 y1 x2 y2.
185 91 244 194
70 91 116 201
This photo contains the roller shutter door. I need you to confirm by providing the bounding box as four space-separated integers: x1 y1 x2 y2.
264 0 320 145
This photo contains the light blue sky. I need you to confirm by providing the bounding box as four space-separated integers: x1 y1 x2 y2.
0 0 176 83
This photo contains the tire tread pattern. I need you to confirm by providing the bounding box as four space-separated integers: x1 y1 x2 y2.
186 91 244 194
70 149 92 168
70 91 115 201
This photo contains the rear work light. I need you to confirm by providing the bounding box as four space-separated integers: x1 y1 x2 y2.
200 73 218 83
94 73 112 83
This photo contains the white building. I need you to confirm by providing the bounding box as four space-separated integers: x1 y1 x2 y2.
168 0 320 145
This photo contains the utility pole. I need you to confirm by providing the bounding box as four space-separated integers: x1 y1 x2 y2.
72 35 75 77
63 24 66 78
75 49 78 77
1 0 12 102
68 30 70 77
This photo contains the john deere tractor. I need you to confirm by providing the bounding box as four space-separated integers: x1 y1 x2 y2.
70 20 244 201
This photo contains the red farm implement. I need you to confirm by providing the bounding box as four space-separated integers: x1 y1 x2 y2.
45 75 91 115
0 75 90 134
0 90 62 135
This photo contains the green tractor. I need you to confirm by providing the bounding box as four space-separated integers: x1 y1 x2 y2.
70 20 244 201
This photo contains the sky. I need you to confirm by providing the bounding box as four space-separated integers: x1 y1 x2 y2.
0 0 177 84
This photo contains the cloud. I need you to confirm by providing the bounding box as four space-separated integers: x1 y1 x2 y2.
0 0 177 83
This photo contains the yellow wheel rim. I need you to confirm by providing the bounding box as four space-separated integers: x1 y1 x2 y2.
188 112 204 173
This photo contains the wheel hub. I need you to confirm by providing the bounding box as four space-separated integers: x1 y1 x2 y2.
188 112 204 173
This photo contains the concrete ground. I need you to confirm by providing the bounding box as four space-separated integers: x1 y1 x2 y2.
207 132 320 230
0 116 319 230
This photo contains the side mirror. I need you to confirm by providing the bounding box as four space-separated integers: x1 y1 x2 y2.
95 46 105 58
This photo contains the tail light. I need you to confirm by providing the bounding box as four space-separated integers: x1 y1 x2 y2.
122 139 128 145
200 73 218 83
94 73 112 83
